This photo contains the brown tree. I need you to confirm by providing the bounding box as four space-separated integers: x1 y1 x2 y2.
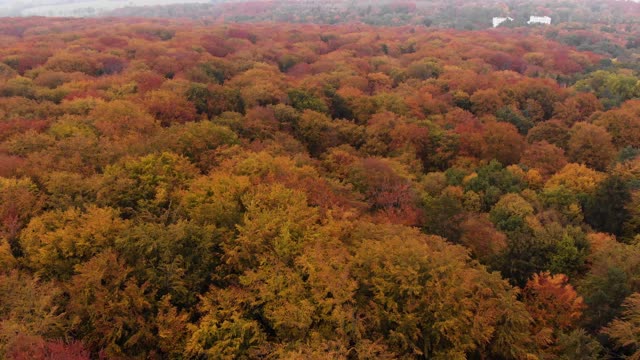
567 122 615 171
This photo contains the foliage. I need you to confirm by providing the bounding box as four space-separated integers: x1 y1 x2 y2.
602 293 640 359
0 14 637 359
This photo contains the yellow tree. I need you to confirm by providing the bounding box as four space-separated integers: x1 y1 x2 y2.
545 163 606 195
65 250 156 358
19 206 127 279
0 271 63 358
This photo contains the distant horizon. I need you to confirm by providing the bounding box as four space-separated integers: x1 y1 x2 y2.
0 0 640 19
2 0 640 18
0 0 212 17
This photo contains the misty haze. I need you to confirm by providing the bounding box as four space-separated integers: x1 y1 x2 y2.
0 0 211 17
2 0 640 19
1 0 640 359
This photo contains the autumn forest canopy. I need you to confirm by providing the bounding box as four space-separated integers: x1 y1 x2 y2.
2 0 640 358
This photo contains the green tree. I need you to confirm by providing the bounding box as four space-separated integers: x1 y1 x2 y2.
584 176 631 238
603 293 640 359
579 234 640 331
490 193 534 233
496 106 534 135
97 152 199 220
287 88 329 113
186 83 245 118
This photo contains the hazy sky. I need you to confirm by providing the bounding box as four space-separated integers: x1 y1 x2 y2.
0 0 212 16
3 0 640 17
0 0 210 4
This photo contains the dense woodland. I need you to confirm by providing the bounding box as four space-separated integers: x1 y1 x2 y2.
107 0 640 29
0 5 640 359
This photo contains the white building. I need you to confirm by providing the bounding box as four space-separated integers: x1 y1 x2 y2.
492 17 514 28
528 16 552 25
